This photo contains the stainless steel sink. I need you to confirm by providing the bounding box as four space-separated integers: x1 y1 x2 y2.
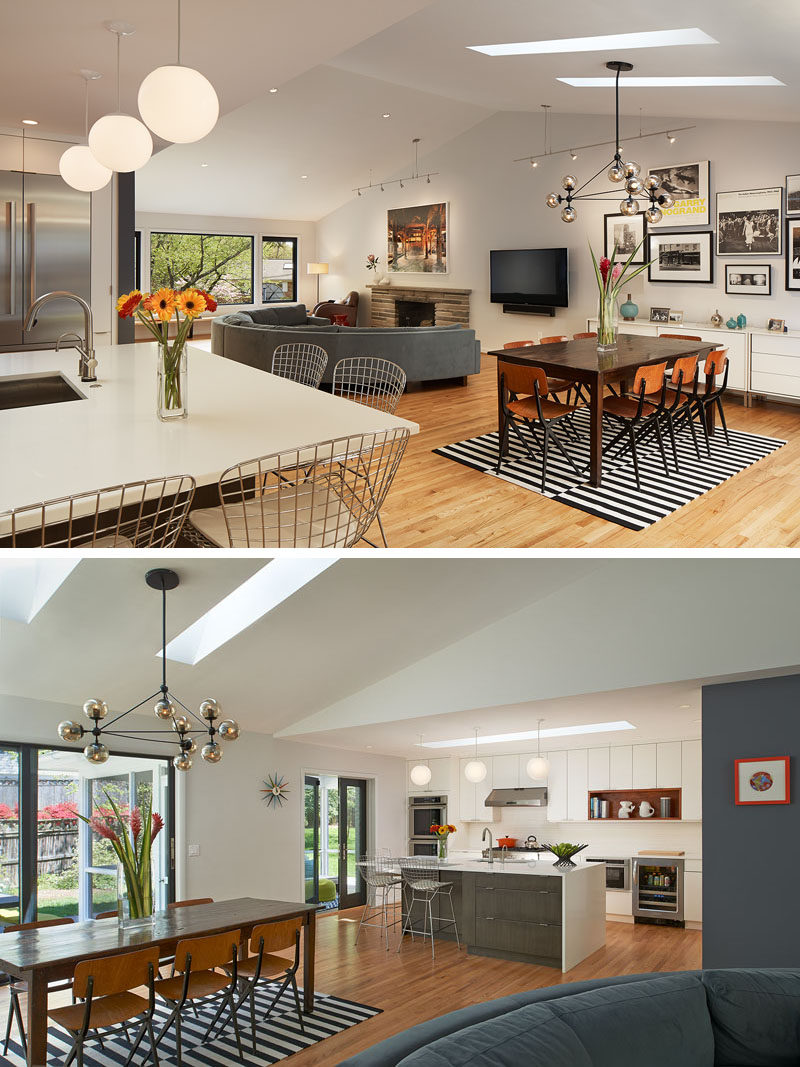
0 373 85 410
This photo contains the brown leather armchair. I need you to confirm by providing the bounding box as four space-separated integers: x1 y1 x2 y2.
313 291 359 327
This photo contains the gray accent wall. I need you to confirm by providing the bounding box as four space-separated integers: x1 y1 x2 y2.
702 674 800 967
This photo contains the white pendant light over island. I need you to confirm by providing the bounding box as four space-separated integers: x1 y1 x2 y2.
137 0 219 143
59 71 112 192
526 718 550 779
409 733 432 786
88 23 153 173
464 728 487 783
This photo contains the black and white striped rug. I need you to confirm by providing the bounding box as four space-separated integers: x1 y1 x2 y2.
6 983 380 1066
434 409 786 531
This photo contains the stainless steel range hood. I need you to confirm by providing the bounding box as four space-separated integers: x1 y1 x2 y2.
485 787 548 807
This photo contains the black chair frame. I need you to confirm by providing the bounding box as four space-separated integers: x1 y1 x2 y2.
602 375 669 489
224 928 305 1052
496 372 583 492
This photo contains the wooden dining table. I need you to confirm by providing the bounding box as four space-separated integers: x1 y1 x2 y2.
489 335 719 486
0 897 316 1067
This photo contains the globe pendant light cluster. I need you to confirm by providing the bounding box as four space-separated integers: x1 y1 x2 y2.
545 62 675 225
464 728 488 784
59 2 218 191
56 569 240 772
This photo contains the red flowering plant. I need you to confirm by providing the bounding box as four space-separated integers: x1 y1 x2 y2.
429 823 457 859
590 238 651 350
78 791 164 920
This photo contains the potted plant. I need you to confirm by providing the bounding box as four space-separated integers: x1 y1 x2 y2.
540 842 588 870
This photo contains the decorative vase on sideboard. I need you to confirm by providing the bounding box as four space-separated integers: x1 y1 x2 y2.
619 293 639 321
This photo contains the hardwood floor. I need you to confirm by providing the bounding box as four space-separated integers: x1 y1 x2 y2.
376 355 800 547
6 909 701 1064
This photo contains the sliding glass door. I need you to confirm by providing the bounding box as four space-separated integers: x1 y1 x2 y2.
304 773 367 911
337 778 367 911
0 742 174 929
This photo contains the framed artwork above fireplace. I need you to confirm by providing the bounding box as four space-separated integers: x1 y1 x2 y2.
387 202 448 274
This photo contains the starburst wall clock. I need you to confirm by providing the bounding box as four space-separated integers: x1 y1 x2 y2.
261 772 290 808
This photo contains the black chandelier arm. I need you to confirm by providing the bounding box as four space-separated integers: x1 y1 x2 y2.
569 190 656 202
97 732 189 747
99 728 208 737
100 689 164 731
615 65 621 158
169 692 209 730
573 160 616 198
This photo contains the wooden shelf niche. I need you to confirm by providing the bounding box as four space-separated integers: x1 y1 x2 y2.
587 787 682 821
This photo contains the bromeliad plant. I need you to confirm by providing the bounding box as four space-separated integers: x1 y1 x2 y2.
79 791 164 920
116 287 217 417
540 842 588 869
590 240 651 352
430 823 457 860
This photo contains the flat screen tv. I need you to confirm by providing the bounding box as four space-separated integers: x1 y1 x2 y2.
490 248 569 308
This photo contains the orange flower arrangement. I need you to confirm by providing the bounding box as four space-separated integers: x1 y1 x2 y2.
117 285 217 416
430 823 457 859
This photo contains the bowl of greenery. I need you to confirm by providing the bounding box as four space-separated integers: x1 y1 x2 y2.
540 842 588 870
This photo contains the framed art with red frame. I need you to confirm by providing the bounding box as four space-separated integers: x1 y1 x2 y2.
734 757 790 805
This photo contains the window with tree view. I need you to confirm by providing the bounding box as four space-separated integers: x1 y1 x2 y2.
262 237 298 303
150 232 254 305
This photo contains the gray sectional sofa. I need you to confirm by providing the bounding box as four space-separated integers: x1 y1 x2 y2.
211 305 480 386
339 969 800 1066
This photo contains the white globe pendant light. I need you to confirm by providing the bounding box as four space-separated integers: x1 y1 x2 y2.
526 719 550 780
409 733 433 787
464 728 487 784
59 71 112 192
88 23 153 173
138 1 218 143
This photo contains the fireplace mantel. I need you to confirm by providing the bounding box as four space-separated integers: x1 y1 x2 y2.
367 284 471 328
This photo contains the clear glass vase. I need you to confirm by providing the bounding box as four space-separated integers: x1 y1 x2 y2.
438 837 448 861
597 291 619 354
157 341 188 421
117 864 155 930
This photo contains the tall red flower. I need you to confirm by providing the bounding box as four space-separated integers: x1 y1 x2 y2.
130 806 143 843
599 257 611 286
151 811 164 843
89 817 119 843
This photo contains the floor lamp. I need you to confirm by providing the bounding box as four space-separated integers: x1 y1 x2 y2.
307 262 329 306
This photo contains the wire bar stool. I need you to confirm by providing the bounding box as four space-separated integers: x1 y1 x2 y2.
332 357 407 414
355 855 402 950
397 856 460 960
271 342 328 389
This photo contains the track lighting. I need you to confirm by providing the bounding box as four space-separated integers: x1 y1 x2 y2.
667 131 677 143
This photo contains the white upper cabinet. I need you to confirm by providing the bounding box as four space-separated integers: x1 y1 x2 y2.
567 749 589 822
406 757 453 794
656 742 682 788
609 745 633 790
546 750 568 822
632 744 657 788
681 739 702 820
587 747 610 791
492 753 520 788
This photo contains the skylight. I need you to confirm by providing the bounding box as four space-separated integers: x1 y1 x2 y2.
419 721 635 748
162 559 336 665
468 28 717 57
0 559 80 623
558 75 783 87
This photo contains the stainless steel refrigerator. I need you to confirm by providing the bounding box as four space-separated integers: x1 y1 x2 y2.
0 170 91 351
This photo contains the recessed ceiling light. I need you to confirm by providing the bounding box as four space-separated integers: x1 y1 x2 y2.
22 119 38 125
468 28 717 57
382 112 391 119
679 704 691 709
0 560 80 623
163 559 336 665
200 162 209 167
300 174 308 179
419 721 636 748
269 87 278 93
559 75 783 87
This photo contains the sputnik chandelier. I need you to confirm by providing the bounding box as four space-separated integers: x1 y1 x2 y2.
545 62 677 224
57 569 240 772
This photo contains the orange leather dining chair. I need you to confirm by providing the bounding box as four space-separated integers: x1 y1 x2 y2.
693 349 731 452
496 361 583 491
602 362 670 489
573 331 596 340
168 898 214 910
502 340 576 407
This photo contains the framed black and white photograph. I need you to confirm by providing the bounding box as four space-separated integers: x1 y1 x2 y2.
786 218 800 291
647 160 710 227
649 307 670 323
648 231 714 284
716 188 782 256
604 212 647 264
786 174 800 215
668 310 684 324
725 264 772 296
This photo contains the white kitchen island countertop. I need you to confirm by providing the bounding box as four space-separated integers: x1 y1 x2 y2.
0 343 418 513
440 858 599 877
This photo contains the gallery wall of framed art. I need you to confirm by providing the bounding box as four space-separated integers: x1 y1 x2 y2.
647 160 710 227
716 188 782 257
647 231 714 284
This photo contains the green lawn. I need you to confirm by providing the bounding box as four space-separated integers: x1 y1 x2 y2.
304 825 358 878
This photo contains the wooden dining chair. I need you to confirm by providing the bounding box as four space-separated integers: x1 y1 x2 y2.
496 361 583 492
48 946 161 1067
153 929 244 1066
659 355 702 465
183 429 410 548
573 331 596 340
659 332 702 341
539 335 569 344
502 340 577 405
602 362 670 489
3 917 75 1058
0 475 196 547
224 918 305 1051
168 898 214 910
693 349 731 450
94 910 119 920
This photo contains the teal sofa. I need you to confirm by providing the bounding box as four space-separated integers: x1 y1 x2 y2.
211 309 480 386
339 969 800 1066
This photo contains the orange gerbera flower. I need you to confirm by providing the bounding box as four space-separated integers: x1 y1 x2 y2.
116 290 143 318
149 288 177 322
176 289 207 319
196 289 217 312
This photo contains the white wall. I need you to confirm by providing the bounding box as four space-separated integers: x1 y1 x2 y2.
317 110 800 349
135 211 320 311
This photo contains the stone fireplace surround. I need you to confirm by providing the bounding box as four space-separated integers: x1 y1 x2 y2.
368 284 471 328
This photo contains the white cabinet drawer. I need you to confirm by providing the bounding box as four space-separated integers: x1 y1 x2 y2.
751 333 800 356
752 351 800 376
751 370 800 399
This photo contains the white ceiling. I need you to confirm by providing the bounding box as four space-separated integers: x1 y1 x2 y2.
7 0 798 221
2 557 799 762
